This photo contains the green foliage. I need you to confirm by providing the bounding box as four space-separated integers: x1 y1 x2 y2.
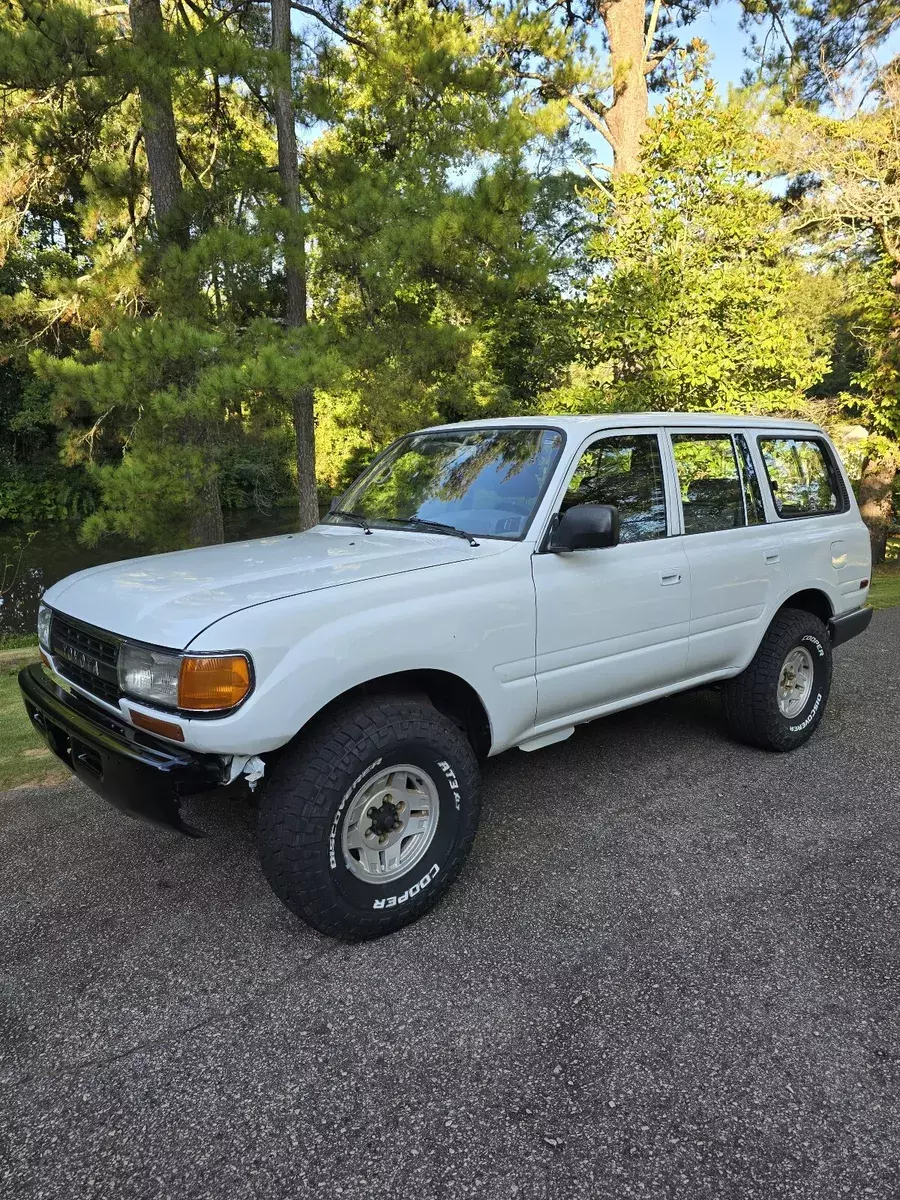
0 0 899 556
583 65 829 417
742 0 900 103
0 633 39 651
0 0 583 542
0 473 96 523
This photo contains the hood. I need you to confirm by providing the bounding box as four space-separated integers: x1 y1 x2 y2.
43 524 509 649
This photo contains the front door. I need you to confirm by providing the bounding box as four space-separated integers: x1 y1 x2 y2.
532 430 691 724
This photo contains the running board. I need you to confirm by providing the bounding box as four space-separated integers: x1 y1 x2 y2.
518 726 574 753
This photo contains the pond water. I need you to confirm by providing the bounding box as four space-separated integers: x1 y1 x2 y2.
0 506 300 640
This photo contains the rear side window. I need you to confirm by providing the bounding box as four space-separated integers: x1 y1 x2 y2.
671 435 744 535
758 437 841 517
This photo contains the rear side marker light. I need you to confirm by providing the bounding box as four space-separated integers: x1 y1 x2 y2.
129 709 185 742
860 579 869 588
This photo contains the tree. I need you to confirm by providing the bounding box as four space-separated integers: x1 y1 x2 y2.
0 0 581 544
272 0 581 485
269 0 317 530
128 0 187 248
774 65 900 560
487 0 719 177
741 0 900 102
582 62 829 415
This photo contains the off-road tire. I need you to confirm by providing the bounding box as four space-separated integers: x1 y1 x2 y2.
257 695 481 939
723 607 833 752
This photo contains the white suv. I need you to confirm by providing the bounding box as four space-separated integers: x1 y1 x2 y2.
21 414 873 938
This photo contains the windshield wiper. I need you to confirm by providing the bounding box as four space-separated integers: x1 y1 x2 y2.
329 508 372 535
381 515 479 547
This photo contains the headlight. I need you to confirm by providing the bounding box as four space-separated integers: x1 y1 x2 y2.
118 644 182 707
37 604 52 649
118 644 252 712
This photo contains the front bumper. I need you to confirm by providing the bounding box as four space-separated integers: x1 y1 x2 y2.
830 606 874 648
19 664 227 835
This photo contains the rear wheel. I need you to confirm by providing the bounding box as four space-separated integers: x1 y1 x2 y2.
723 608 832 751
257 695 481 939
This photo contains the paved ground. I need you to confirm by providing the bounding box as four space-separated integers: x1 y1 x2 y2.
2 611 900 1200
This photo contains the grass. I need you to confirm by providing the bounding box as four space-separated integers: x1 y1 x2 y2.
0 632 39 651
869 534 900 611
869 562 900 610
0 650 70 792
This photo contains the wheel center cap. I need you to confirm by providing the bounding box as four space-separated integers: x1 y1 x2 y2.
368 800 401 836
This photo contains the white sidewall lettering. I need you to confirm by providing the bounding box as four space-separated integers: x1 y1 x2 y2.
372 863 440 910
438 759 461 811
789 691 823 732
801 634 825 658
328 757 383 870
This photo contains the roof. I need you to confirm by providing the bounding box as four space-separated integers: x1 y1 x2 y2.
427 413 823 433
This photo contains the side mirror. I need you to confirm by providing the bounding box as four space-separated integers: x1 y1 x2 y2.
328 497 340 513
547 503 620 553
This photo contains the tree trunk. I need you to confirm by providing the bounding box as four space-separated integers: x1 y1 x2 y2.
858 454 896 565
188 475 225 547
271 0 319 531
602 0 649 176
128 0 188 248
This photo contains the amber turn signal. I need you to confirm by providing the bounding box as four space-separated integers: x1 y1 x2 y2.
178 655 251 711
128 709 185 742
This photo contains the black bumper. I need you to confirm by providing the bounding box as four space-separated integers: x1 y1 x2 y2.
19 664 227 835
830 606 874 648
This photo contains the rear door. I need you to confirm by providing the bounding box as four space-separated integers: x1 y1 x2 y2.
666 428 785 676
532 428 691 723
755 432 867 610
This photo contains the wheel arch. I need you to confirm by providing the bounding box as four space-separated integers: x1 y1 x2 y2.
778 588 834 627
280 669 493 760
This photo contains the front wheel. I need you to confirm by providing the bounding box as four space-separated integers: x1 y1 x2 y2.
257 696 481 939
723 607 833 752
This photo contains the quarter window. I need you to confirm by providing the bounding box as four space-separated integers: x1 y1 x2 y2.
758 438 840 517
561 434 667 543
735 434 766 525
671 435 745 535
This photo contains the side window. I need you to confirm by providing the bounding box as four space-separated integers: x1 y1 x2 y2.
758 438 840 517
735 434 766 525
671 435 745 535
561 433 667 543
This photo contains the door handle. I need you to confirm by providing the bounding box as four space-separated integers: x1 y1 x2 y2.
764 551 781 565
659 571 682 586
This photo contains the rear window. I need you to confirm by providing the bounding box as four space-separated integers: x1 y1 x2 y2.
758 437 842 518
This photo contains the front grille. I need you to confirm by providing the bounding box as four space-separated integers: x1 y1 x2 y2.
51 616 118 666
50 614 121 707
56 659 121 706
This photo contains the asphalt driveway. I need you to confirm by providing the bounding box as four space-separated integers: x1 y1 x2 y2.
2 610 900 1199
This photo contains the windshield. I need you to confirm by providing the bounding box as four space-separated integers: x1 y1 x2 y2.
328 426 565 539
